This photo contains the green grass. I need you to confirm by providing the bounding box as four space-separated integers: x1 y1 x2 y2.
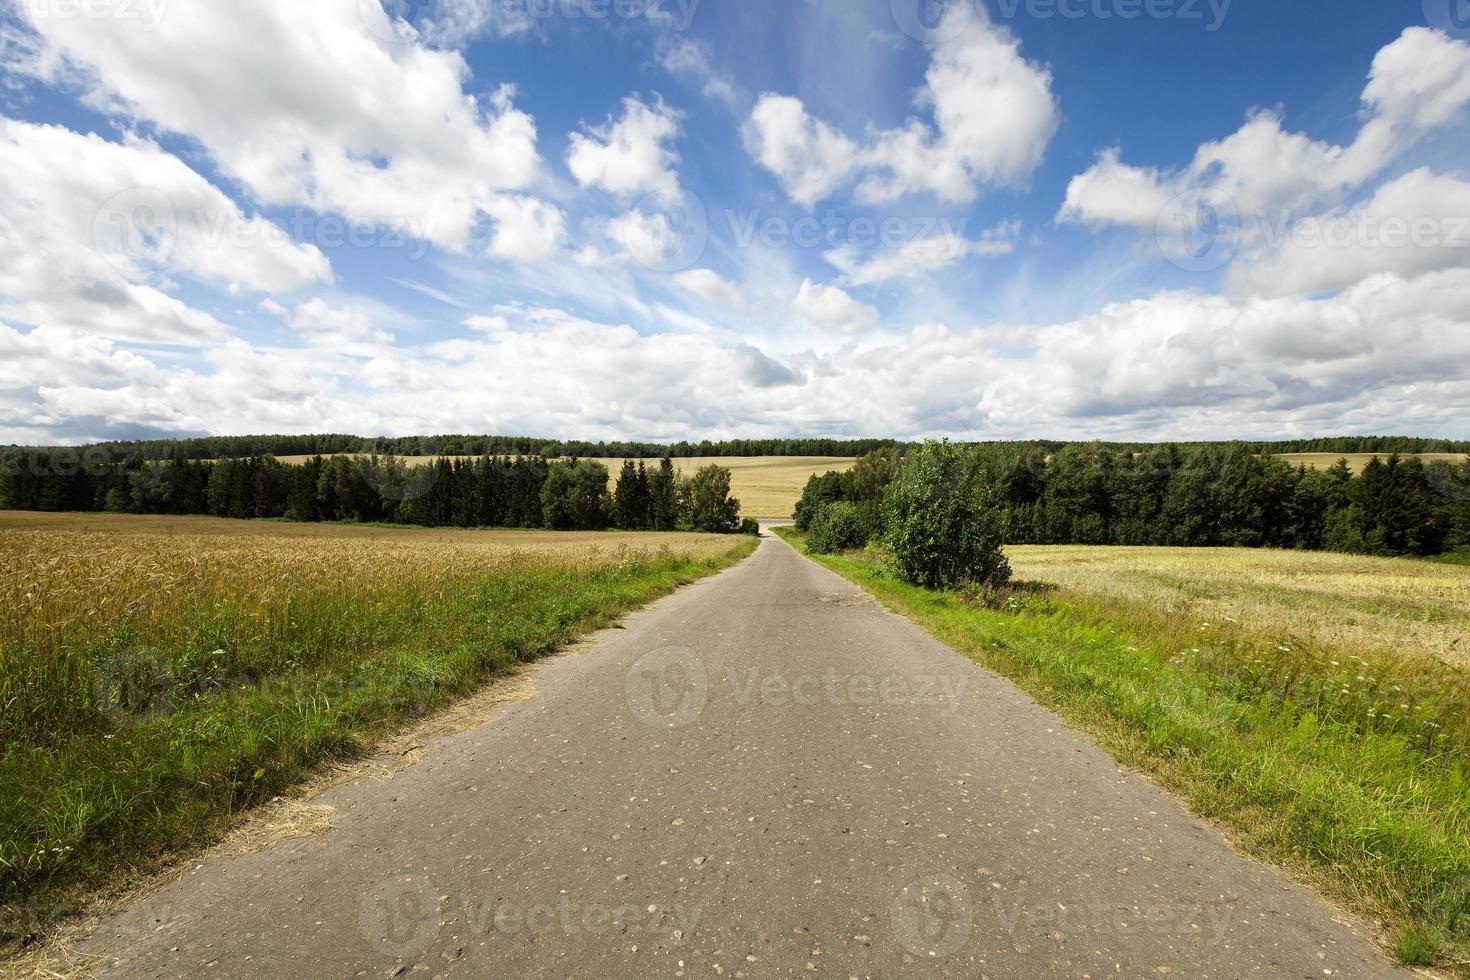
1 531 754 950
776 528 1470 974
1427 549 1470 567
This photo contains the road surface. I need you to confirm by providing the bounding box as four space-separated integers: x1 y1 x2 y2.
74 531 1404 978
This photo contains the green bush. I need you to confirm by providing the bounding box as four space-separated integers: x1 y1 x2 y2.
881 440 1010 589
739 517 761 536
793 471 845 530
807 501 869 554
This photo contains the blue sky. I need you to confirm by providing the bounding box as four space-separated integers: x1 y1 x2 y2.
1 0 1468 443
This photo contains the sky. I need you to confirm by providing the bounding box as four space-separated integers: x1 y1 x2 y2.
1 0 1468 445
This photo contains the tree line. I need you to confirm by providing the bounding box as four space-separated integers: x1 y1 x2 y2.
7 433 1466 467
0 435 906 464
0 452 755 534
796 442 1470 560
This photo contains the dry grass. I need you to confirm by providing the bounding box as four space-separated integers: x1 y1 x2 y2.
1005 544 1470 668
273 455 858 519
1280 452 1467 473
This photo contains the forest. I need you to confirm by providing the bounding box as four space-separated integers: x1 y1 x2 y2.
0 452 753 534
795 442 1470 559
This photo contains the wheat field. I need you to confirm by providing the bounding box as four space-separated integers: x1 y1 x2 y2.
0 510 744 557
1006 544 1470 668
0 512 754 938
1278 452 1467 473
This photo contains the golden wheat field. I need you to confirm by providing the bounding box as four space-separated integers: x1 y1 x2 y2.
0 510 756 936
0 510 744 557
1006 544 1470 668
0 511 747 695
274 454 858 518
1279 452 1467 473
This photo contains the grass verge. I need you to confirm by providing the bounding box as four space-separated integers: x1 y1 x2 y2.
775 528 1470 974
1 524 754 951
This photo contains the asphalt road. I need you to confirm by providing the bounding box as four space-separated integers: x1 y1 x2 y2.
75 531 1405 978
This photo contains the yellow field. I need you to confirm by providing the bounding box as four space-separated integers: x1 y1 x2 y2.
1279 452 1467 473
1006 544 1470 668
596 456 854 519
0 510 743 560
274 455 858 519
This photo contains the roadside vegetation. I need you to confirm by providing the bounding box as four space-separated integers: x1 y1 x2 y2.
0 516 755 951
779 439 1470 971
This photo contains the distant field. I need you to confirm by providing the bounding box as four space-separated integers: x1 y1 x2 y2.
1006 544 1470 668
0 510 742 558
0 511 754 943
274 454 859 519
1280 452 1467 473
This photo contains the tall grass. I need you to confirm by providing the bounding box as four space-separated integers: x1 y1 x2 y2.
0 522 754 949
778 530 1470 974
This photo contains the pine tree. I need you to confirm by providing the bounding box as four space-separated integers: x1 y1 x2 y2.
649 457 678 531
